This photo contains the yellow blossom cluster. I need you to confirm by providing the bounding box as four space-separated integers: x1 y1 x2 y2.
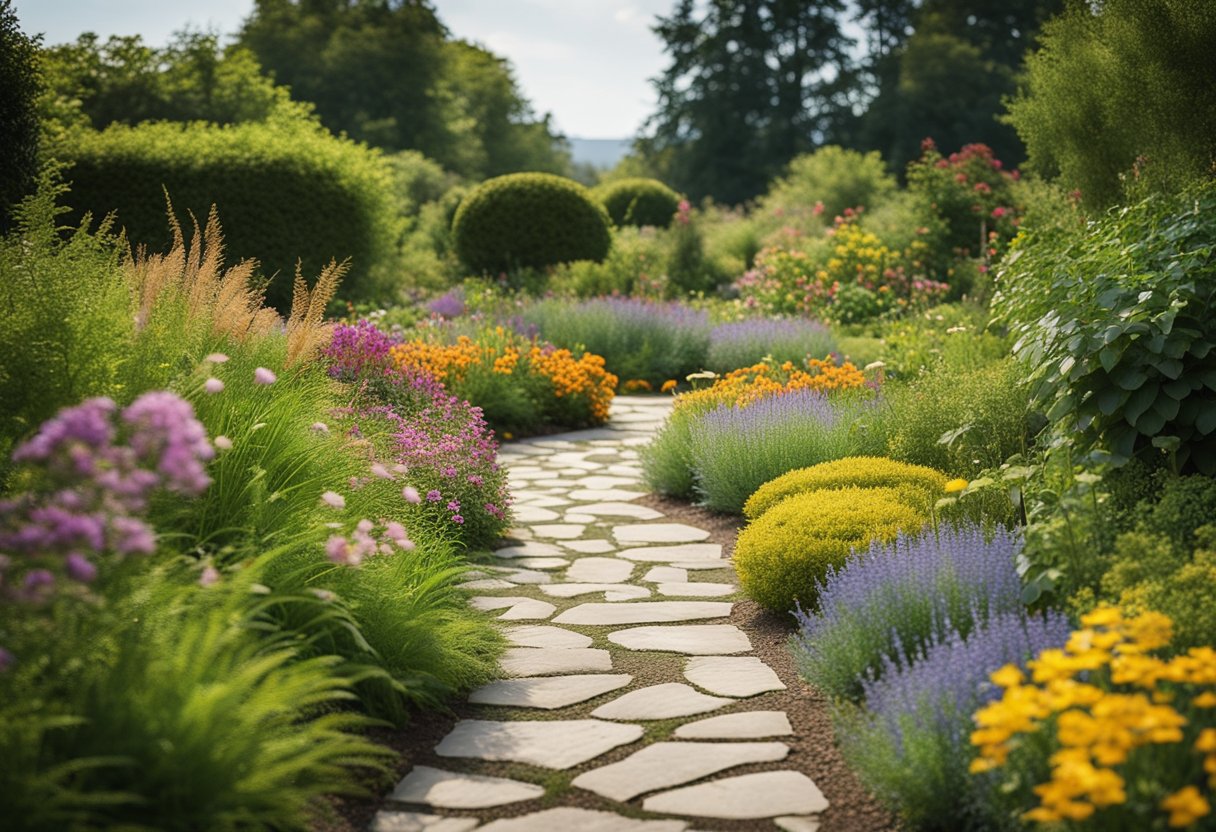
526 345 616 422
971 605 1216 828
622 379 653 393
675 357 868 414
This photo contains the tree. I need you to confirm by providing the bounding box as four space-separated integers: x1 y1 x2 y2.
1006 0 1216 208
238 0 569 179
0 0 42 231
640 0 853 205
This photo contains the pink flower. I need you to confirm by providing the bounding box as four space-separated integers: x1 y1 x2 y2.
253 367 277 385
310 422 329 434
213 435 232 450
320 490 346 509
451 514 464 524
325 535 353 564
199 564 221 586
204 353 229 364
426 489 442 502
991 206 1007 219
370 462 395 480
402 486 421 504
204 377 224 394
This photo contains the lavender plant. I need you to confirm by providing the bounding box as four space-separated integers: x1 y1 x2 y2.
793 526 1026 701
705 318 836 375
837 610 1072 831
523 296 711 385
688 389 861 512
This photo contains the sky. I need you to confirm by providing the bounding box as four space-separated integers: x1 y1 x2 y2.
12 0 673 139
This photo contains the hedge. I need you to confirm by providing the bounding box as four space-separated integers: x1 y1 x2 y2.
57 121 404 311
593 177 681 228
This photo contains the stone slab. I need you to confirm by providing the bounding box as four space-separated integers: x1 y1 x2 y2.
513 557 570 570
674 711 794 740
530 524 587 540
469 596 555 621
554 601 731 626
563 513 597 524
499 647 612 676
776 818 822 832
435 719 643 769
572 742 788 801
480 808 687 832
513 496 571 508
503 624 592 649
591 683 733 720
389 765 543 809
487 567 552 584
458 578 516 590
370 811 479 832
493 541 563 559
607 624 752 655
574 502 664 520
570 488 646 502
540 583 651 601
513 506 561 523
613 524 711 544
643 566 688 583
684 657 787 697
572 475 643 489
566 557 635 583
642 771 830 819
616 544 723 563
470 674 633 709
562 539 616 554
658 582 735 597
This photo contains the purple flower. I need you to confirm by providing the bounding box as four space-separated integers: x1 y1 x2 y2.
323 320 402 382
451 514 464 524
310 422 330 434
122 391 214 495
402 486 421 504
109 516 156 555
204 352 229 363
426 489 442 502
325 535 353 565
253 367 277 385
706 319 835 373
428 287 466 319
320 491 346 510
442 466 457 478
199 565 221 586
65 553 98 583
446 500 461 512
370 462 395 480
204 377 224 394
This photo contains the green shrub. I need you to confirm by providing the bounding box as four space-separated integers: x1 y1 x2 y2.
861 358 1033 479
992 180 1216 472
452 172 611 273
643 404 702 500
1135 475 1216 554
734 487 928 612
745 456 949 520
55 120 404 311
548 225 669 297
385 149 456 217
872 303 1011 380
1006 0 1216 208
0 1 41 231
760 146 896 224
593 177 681 228
666 204 714 295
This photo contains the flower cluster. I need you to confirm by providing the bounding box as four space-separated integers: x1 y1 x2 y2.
0 392 214 606
324 319 402 382
675 357 868 415
325 518 414 566
972 605 1216 827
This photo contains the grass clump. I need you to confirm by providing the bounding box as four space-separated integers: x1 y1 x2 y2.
745 457 949 520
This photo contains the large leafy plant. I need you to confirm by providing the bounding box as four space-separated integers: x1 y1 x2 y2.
993 181 1216 473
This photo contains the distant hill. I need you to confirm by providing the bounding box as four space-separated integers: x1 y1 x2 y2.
568 137 632 169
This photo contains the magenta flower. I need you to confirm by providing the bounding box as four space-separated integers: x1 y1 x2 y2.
325 535 353 565
253 367 277 385
199 564 221 586
451 514 464 524
310 422 330 434
426 489 442 502
402 486 421 504
446 500 461 512
320 491 345 510
370 462 395 480
203 377 224 394
64 553 97 583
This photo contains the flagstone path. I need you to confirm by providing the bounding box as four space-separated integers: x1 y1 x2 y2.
370 396 832 832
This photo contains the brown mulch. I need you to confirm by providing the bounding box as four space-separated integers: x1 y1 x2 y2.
315 493 900 832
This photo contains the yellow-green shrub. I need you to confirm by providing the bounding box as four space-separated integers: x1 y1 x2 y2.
734 487 929 612
743 456 949 520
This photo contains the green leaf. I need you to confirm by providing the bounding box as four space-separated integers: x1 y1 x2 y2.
1123 383 1157 424
1152 395 1180 422
1197 407 1216 436
1113 365 1149 390
1157 358 1184 379
1135 408 1167 436
1164 379 1193 400
1098 345 1122 371
1151 435 1181 451
1095 385 1128 415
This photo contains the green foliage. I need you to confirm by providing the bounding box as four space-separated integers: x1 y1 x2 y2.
1096 527 1216 653
385 149 456 218
744 456 948 520
865 358 1034 479
992 180 1216 473
239 2 570 179
642 405 702 500
0 566 390 832
0 178 132 475
1006 0 1216 208
0 0 41 231
734 487 928 612
452 173 611 274
1135 475 1216 555
870 303 1011 380
37 31 312 138
594 177 681 228
56 120 404 311
548 226 670 298
665 206 714 295
761 146 897 221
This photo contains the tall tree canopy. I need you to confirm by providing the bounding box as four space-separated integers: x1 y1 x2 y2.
0 0 42 230
238 0 570 179
639 0 853 205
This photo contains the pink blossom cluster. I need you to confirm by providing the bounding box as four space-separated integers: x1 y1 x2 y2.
325 518 415 566
0 392 214 608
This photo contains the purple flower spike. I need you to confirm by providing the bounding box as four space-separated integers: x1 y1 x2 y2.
65 553 98 583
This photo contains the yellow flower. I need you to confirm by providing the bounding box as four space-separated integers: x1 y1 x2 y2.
661 379 678 393
1195 692 1216 709
944 478 968 493
1161 786 1210 827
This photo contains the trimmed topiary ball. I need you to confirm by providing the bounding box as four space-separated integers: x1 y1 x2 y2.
734 486 929 612
743 456 949 521
593 178 682 228
453 173 611 273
